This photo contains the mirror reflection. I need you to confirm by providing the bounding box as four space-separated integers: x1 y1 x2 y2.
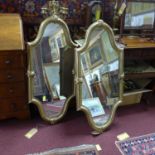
125 2 155 29
80 28 119 127
31 22 68 119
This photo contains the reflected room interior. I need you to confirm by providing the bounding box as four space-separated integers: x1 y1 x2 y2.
76 21 124 133
32 24 66 117
28 18 76 123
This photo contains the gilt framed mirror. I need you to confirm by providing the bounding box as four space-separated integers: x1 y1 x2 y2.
75 20 124 134
120 0 155 38
27 15 77 124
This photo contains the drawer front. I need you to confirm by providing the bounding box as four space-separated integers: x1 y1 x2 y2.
0 97 28 112
0 102 11 113
141 49 155 58
125 49 155 60
0 52 24 69
0 83 26 98
0 69 25 83
0 97 29 119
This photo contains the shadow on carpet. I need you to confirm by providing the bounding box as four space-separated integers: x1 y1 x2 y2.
115 132 155 155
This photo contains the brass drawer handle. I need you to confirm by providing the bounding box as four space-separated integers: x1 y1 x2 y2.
5 60 11 64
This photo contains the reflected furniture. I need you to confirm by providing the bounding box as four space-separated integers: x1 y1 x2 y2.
0 14 30 120
90 81 107 103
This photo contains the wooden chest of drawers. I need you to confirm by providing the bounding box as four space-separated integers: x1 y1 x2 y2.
0 13 30 120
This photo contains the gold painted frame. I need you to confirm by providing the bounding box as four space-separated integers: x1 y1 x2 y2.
75 20 124 134
27 15 77 124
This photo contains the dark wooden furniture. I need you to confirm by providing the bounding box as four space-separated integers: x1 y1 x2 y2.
122 36 155 80
121 36 155 104
0 13 30 120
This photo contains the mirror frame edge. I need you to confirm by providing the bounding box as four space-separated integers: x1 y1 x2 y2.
27 15 77 124
75 20 124 133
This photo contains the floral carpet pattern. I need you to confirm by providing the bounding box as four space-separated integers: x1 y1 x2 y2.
116 133 155 155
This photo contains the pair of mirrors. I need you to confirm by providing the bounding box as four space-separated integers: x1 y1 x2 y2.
27 15 124 134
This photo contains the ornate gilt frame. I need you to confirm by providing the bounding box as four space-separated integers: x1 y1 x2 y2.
27 15 77 124
75 20 124 134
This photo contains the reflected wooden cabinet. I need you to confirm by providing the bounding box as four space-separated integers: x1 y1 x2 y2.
0 14 30 120
90 81 106 103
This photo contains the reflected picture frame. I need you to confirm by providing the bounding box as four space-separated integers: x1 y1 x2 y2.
101 31 118 63
43 63 60 100
55 29 66 48
87 38 103 69
81 53 89 73
82 97 105 118
48 36 60 62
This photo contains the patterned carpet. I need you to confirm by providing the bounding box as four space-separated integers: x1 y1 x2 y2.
115 133 155 155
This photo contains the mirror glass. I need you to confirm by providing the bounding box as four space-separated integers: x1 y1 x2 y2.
80 27 120 127
31 22 69 118
125 2 155 29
